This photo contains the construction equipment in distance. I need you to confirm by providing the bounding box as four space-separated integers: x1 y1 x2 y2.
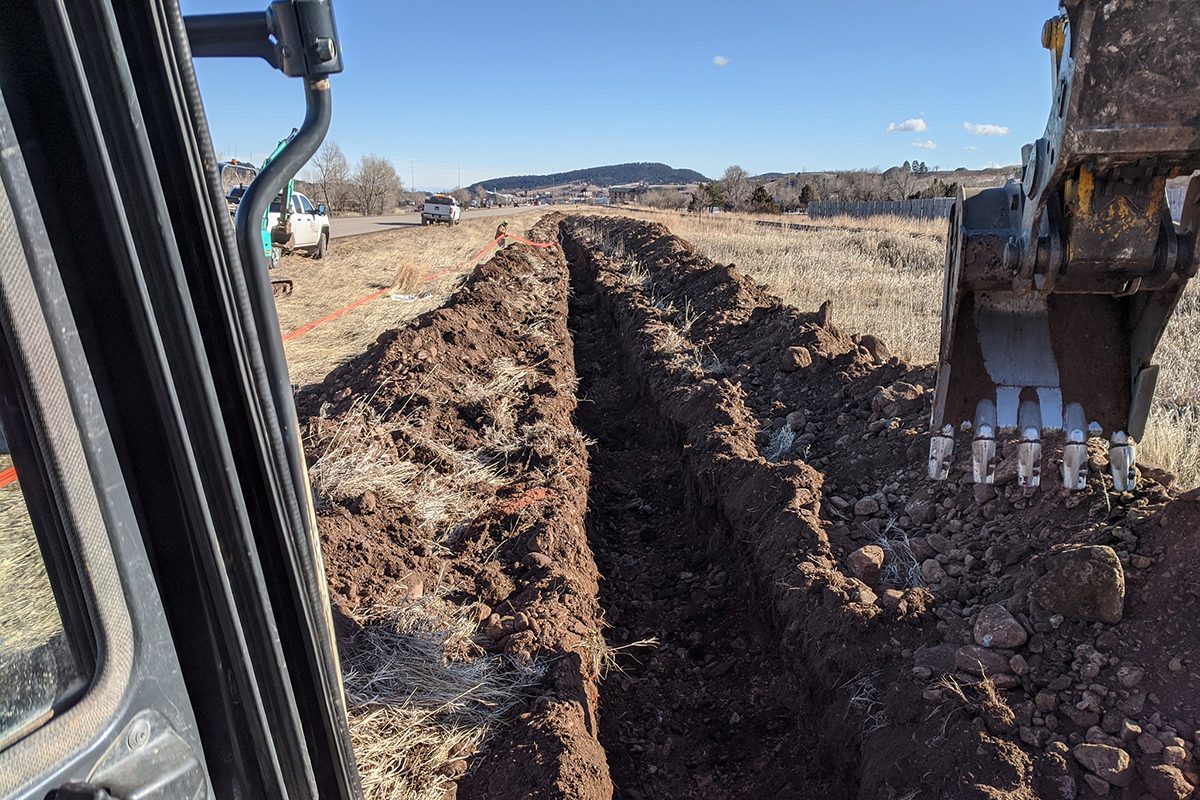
930 0 1199 493
217 130 300 297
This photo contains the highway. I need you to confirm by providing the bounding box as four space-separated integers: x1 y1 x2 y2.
329 205 533 239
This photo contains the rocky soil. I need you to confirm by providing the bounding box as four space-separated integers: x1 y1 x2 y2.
560 215 1200 800
301 212 1200 799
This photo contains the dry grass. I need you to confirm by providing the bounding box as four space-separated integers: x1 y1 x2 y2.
876 521 926 590
0 459 61 653
632 209 1200 487
279 210 545 387
342 586 544 800
839 668 888 734
627 204 946 238
629 210 944 365
307 355 540 545
307 403 506 543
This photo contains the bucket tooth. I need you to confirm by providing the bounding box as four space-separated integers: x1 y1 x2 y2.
928 424 954 481
1017 399 1042 489
1060 403 1088 491
1109 431 1136 492
971 399 997 484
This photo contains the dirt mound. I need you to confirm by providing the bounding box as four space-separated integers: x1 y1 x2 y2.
299 217 611 800
560 215 1200 799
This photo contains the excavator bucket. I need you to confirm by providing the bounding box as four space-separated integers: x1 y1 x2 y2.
930 0 1200 492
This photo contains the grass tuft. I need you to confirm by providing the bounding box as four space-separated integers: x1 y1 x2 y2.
343 586 544 800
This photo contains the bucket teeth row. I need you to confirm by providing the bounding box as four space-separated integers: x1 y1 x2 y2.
928 401 1138 492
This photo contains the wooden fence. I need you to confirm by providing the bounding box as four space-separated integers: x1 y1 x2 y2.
808 198 954 220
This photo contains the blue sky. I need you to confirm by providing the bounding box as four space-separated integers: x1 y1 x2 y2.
185 0 1059 190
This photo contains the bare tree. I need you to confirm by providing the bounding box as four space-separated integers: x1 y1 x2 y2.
720 165 750 210
642 188 689 210
885 165 917 201
352 154 402 216
307 141 351 212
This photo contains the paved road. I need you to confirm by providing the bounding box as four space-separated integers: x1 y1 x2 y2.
329 206 535 239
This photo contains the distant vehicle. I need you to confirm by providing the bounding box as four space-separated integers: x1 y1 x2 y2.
267 191 331 259
422 194 461 225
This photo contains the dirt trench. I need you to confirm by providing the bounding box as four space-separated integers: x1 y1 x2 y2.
569 246 842 798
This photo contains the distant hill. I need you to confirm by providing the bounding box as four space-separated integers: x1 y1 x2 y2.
470 162 709 193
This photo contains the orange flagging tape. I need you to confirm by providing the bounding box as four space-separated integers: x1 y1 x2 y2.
0 466 17 488
281 287 392 342
281 233 557 342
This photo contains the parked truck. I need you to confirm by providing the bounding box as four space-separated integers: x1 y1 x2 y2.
421 194 461 225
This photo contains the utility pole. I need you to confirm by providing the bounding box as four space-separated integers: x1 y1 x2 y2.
410 160 415 194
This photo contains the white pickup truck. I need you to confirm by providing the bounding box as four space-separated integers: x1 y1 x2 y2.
267 191 331 259
421 194 461 225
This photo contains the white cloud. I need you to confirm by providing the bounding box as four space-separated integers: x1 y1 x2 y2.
964 122 1009 136
712 55 730 67
963 145 980 152
886 118 927 133
911 139 938 150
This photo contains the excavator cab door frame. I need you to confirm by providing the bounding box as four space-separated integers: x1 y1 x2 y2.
0 0 358 797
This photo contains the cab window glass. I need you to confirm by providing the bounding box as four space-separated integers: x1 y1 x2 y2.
298 195 314 214
0 421 85 748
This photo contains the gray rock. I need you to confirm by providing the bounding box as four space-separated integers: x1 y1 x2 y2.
848 545 885 585
1036 690 1059 712
955 645 1012 676
785 410 808 431
853 586 878 606
1031 545 1125 624
1140 764 1194 800
904 495 935 524
1116 664 1145 688
921 558 946 583
854 497 880 516
858 334 891 363
913 643 958 673
781 346 813 372
1071 743 1133 787
927 533 952 554
1139 732 1165 755
1082 773 1110 796
974 604 1028 649
1163 745 1188 768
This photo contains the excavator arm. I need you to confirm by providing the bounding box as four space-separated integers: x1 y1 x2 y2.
930 0 1200 492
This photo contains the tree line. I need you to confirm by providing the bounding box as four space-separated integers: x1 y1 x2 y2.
637 162 969 214
304 141 428 216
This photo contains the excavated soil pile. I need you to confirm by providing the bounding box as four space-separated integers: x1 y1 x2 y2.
298 216 612 800
301 211 1200 800
560 214 1200 800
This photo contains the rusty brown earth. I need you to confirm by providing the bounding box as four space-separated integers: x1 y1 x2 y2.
301 214 1200 800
